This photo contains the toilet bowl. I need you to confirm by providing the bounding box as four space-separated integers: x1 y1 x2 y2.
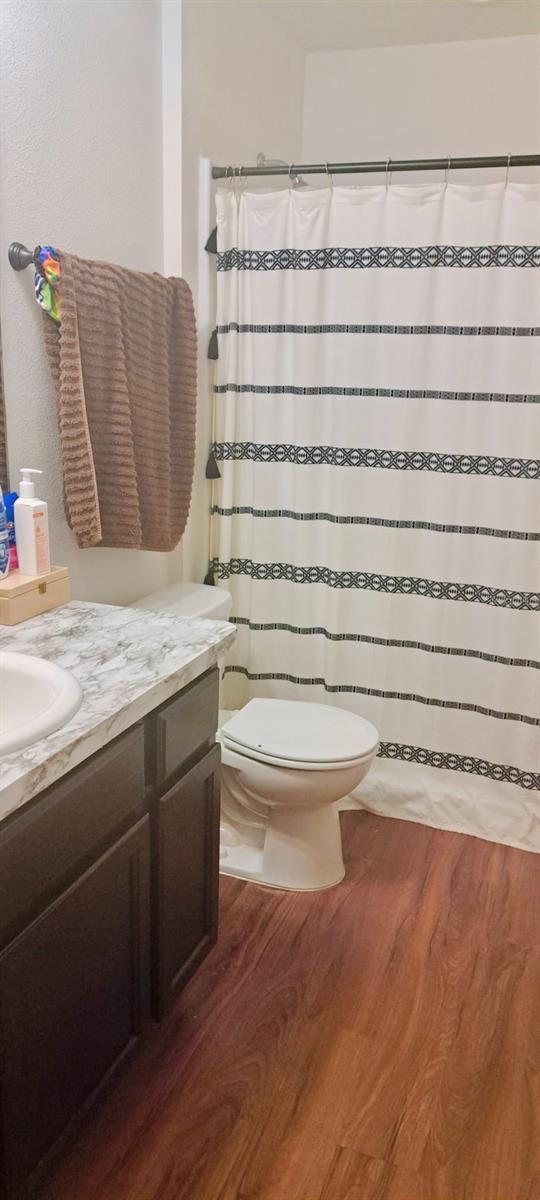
132 584 379 891
219 699 379 890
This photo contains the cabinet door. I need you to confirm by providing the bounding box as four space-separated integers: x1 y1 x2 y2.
0 724 146 951
154 744 220 1018
0 817 150 1199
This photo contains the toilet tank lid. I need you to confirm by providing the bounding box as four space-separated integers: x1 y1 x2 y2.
132 582 231 619
222 699 379 764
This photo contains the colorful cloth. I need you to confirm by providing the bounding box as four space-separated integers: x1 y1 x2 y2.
34 246 61 321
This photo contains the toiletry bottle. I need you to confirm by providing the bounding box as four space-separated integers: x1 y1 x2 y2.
14 469 51 576
0 485 9 579
3 491 19 571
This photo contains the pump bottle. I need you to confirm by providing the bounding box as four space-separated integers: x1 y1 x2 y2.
14 469 51 576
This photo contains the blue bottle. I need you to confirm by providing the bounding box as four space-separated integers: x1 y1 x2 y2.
3 491 19 571
0 485 9 578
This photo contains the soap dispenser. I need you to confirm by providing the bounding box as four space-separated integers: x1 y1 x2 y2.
14 469 51 576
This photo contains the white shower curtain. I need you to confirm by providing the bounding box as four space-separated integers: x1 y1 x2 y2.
209 182 540 853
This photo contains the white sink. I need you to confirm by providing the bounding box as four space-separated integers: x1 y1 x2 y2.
0 651 82 756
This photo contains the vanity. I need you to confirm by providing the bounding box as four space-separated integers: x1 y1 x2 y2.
0 601 235 1199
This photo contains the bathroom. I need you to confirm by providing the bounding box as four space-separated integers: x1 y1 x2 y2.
0 0 538 1196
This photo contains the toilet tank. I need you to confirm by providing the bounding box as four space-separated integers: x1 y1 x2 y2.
131 582 232 621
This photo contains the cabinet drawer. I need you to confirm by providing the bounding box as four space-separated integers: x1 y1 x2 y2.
154 668 219 790
0 724 146 948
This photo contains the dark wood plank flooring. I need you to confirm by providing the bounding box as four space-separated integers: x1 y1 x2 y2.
38 812 540 1200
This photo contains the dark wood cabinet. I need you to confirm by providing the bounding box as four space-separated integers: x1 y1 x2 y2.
153 743 220 1017
0 817 150 1199
0 667 221 1199
0 725 146 951
153 669 219 790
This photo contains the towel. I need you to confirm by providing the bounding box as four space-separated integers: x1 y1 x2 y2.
42 251 197 551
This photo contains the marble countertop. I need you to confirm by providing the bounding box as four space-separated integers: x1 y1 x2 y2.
0 601 236 823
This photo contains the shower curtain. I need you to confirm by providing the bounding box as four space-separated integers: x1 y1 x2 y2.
208 181 540 853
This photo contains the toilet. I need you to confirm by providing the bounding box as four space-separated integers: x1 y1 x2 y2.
133 583 379 891
219 699 379 890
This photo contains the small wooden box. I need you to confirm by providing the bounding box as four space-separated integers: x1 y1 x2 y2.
0 567 70 626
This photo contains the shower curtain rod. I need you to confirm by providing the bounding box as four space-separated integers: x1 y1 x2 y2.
212 154 540 179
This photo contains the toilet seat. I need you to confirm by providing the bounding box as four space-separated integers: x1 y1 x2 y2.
221 698 379 772
220 737 377 772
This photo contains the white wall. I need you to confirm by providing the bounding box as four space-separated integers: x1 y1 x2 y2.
302 35 540 183
162 0 183 281
180 0 305 582
0 0 175 604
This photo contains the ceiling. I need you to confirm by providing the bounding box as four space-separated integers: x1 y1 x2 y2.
265 0 540 52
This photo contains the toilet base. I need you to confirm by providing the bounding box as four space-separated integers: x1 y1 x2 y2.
219 802 345 891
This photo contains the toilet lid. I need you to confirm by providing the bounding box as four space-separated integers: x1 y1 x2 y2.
221 699 379 765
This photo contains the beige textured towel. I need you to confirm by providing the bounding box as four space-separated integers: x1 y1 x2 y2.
43 251 197 550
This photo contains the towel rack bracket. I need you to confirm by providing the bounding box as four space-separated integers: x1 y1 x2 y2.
8 242 41 271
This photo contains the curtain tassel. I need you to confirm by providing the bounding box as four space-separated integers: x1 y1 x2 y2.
205 226 218 254
203 565 215 586
207 328 219 360
205 448 221 479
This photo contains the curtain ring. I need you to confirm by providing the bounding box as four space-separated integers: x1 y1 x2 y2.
385 158 392 191
289 163 296 189
505 152 511 186
226 165 234 191
444 155 451 189
325 161 333 190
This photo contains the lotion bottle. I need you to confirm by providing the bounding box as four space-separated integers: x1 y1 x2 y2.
14 469 51 576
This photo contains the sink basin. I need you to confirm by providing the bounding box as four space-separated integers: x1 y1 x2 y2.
0 651 82 756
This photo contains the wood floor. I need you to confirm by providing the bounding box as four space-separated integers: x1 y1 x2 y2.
38 812 539 1200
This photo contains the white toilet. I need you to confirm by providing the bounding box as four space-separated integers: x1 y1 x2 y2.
219 699 379 890
133 583 379 891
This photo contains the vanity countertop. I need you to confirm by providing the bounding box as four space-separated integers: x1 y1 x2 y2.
0 600 236 823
